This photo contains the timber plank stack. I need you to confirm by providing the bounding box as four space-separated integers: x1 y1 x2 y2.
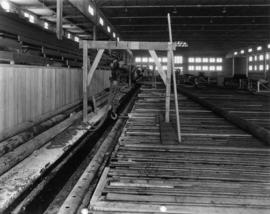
89 86 270 214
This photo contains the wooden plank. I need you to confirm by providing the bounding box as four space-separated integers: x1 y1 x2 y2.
80 41 176 51
165 50 172 122
83 41 88 122
149 50 166 84
88 49 104 85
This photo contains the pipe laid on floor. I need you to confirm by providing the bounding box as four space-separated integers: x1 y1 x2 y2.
179 87 270 145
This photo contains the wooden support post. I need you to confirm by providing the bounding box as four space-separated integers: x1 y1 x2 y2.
232 57 235 77
93 25 97 41
168 13 181 142
165 50 172 122
92 96 97 113
83 41 88 122
88 49 104 85
56 0 63 40
127 49 133 87
149 50 166 84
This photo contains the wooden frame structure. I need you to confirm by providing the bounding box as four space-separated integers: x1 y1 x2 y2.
79 40 181 142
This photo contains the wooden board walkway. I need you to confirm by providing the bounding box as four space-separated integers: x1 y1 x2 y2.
88 86 270 214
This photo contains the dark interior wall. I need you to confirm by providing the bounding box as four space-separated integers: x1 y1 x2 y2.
234 57 248 76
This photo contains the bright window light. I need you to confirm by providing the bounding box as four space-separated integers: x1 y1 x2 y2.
67 33 71 39
74 36 79 42
210 58 215 63
254 56 258 61
216 66 222 71
24 12 30 18
202 58 208 63
113 32 116 38
240 50 245 54
142 57 148 63
254 65 257 71
99 17 104 26
248 48 253 53
107 26 111 33
188 57 194 63
149 65 153 70
188 66 194 71
268 44 270 49
266 53 269 60
88 5 94 16
217 58 223 63
259 65 264 71
158 58 162 62
195 58 201 63
248 65 252 71
1 0 10 12
259 55 264 61
266 64 269 70
195 66 201 71
249 56 253 62
44 22 49 29
174 56 183 64
162 57 167 63
162 65 167 71
210 66 215 71
29 15 35 23
149 58 154 63
234 52 238 56
257 46 262 51
202 66 208 71
135 57 141 63
117 37 120 42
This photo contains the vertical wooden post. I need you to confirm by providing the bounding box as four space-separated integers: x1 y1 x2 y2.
83 41 88 122
232 57 235 77
56 0 63 40
168 13 181 142
165 51 172 123
93 25 97 41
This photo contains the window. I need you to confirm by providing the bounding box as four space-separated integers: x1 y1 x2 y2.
162 65 167 71
202 66 208 71
240 50 245 54
88 5 95 16
67 33 71 39
1 0 10 12
135 57 141 63
254 65 257 71
113 32 116 38
188 66 194 71
209 66 215 71
117 37 120 42
254 56 258 61
29 15 35 23
174 56 183 64
209 58 215 63
202 58 209 63
149 58 154 63
266 64 269 70
266 53 269 60
248 48 253 53
259 55 264 61
234 52 238 55
162 57 167 63
195 58 201 63
259 65 264 71
257 46 262 51
195 66 201 71
188 58 194 63
216 58 223 63
249 65 253 71
249 56 253 62
216 66 223 71
44 22 49 29
99 17 104 26
142 57 148 63
149 65 154 70
158 58 162 62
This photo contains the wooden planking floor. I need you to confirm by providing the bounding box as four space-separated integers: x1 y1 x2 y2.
89 86 270 214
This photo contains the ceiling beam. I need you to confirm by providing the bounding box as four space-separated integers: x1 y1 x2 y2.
109 15 270 19
116 23 270 27
101 4 270 8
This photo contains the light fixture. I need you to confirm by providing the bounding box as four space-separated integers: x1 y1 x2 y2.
0 0 10 12
222 7 227 14
44 22 49 29
268 44 270 49
107 26 111 33
234 51 238 55
240 50 245 54
113 32 116 38
74 36 79 42
99 17 104 26
67 33 71 39
248 48 253 52
257 46 262 51
88 5 94 16
117 37 120 42
24 12 30 18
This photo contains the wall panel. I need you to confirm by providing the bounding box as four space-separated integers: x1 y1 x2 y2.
0 65 111 141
